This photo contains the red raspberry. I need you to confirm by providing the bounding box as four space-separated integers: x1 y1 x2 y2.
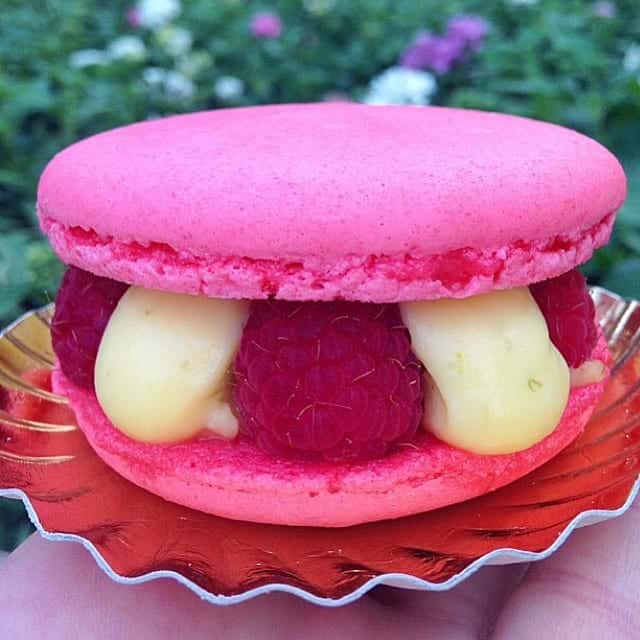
530 269 598 368
52 267 128 390
233 301 425 462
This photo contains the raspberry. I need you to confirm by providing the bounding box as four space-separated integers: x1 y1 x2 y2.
51 267 128 390
530 269 598 368
233 301 425 462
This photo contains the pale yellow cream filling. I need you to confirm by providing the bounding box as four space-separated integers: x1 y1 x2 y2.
95 286 601 453
400 288 570 455
95 287 248 443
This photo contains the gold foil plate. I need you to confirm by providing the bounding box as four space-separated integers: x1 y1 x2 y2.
0 287 638 606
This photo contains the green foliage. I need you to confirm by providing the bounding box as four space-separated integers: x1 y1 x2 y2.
0 499 34 549
1 0 640 551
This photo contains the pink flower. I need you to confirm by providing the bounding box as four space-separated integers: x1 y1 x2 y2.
250 12 283 39
126 6 141 28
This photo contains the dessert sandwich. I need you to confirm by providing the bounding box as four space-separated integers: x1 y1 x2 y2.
36 104 626 527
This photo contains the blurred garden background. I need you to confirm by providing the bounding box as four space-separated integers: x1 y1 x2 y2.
1 0 640 551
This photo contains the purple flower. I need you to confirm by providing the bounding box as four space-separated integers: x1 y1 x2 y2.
126 6 141 27
400 32 465 74
250 12 283 39
592 1 616 18
400 15 489 74
446 15 490 51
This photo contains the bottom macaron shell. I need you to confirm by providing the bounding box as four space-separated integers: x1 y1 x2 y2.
52 338 609 527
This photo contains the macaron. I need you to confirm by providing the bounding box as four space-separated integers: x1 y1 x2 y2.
38 104 626 527
38 104 623 303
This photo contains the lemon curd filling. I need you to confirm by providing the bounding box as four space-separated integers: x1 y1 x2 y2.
95 287 248 443
94 286 601 453
400 288 570 455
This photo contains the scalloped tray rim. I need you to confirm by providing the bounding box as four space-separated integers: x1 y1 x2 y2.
2 478 638 607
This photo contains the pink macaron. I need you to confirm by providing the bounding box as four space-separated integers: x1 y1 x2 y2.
38 104 626 526
39 103 623 303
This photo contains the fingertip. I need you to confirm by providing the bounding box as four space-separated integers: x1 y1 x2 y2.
0 535 373 639
492 499 640 639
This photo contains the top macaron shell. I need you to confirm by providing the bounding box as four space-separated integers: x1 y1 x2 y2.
38 104 626 302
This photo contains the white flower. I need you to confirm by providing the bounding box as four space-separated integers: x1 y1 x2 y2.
303 0 336 15
69 49 110 68
177 51 212 77
213 76 244 101
363 67 437 106
143 66 168 86
164 70 195 100
143 67 195 100
623 44 640 73
156 25 193 57
108 36 147 62
136 0 181 29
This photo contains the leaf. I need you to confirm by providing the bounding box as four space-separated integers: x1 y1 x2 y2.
26 241 64 306
0 497 33 551
0 231 29 322
617 155 640 230
0 169 27 189
620 229 640 255
600 259 640 299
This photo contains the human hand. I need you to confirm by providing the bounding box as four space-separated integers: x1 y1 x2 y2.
1 499 638 639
